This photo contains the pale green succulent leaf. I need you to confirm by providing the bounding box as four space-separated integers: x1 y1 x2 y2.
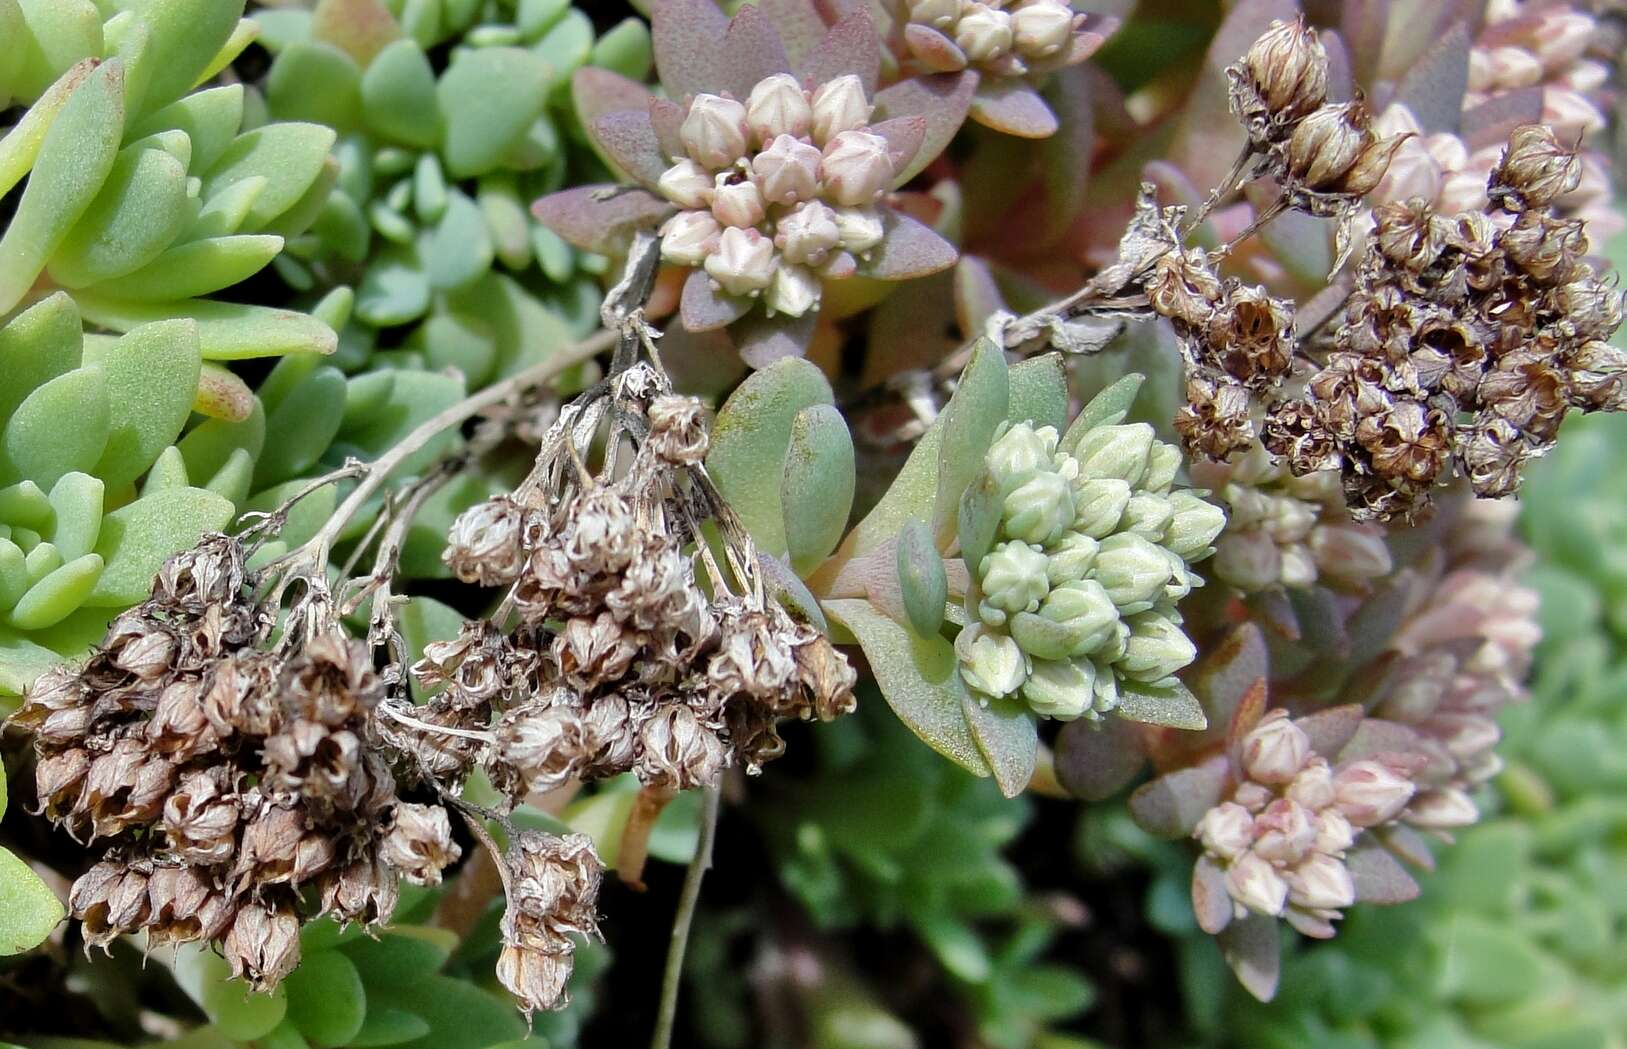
339 371 398 430
361 38 441 148
121 0 244 115
0 367 110 490
413 313 497 389
532 8 593 77
263 153 340 239
336 370 465 477
255 366 348 488
931 337 1009 545
1061 373 1146 454
0 0 23 108
142 445 190 494
425 190 494 291
179 397 266 480
46 472 104 562
781 404 855 574
190 174 268 239
0 59 99 197
283 949 367 1048
9 552 103 630
93 234 285 302
0 625 61 694
201 121 338 233
591 17 654 81
203 446 254 506
960 691 1037 799
0 845 64 956
174 943 289 1041
266 40 362 131
86 485 235 606
74 294 338 359
1115 678 1208 730
348 1010 431 1049
436 47 551 179
356 244 432 327
189 17 261 94
12 0 103 102
0 481 52 530
897 516 947 638
367 974 525 1049
444 272 578 379
127 83 245 173
0 542 27 610
1007 352 1068 432
0 293 84 423
82 318 203 489
48 142 191 289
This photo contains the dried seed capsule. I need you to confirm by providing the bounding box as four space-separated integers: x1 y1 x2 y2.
380 802 461 885
1285 101 1369 191
1243 19 1328 125
1489 123 1583 211
224 900 302 990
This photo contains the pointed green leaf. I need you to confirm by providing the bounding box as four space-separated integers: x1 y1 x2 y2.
1 368 109 489
23 542 59 582
1062 373 1146 455
46 472 103 562
0 0 22 108
86 486 235 606
73 295 338 360
961 691 1038 798
1116 678 1208 730
255 366 347 487
12 0 103 102
121 0 243 114
244 478 334 550
191 174 268 239
896 516 947 638
91 235 285 302
0 293 82 425
361 38 440 148
267 41 362 131
368 975 525 1049
175 944 289 1041
781 404 855 574
179 397 266 481
203 447 254 506
348 1009 432 1049
931 337 1008 544
142 446 190 494
356 244 431 327
9 553 101 630
0 59 99 198
0 846 64 955
0 541 28 610
0 481 51 530
957 467 1002 577
437 47 550 179
425 190 494 291
340 931 450 988
1008 352 1068 431
337 370 465 476
0 625 61 694
201 122 338 233
82 319 203 489
127 84 245 174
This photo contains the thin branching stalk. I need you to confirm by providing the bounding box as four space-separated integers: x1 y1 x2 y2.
650 786 722 1049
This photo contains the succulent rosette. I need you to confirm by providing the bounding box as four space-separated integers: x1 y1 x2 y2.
533 0 969 365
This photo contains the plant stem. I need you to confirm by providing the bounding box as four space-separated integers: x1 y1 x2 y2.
649 786 721 1049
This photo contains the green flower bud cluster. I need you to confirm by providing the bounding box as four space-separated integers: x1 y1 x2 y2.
956 419 1226 721
253 0 651 382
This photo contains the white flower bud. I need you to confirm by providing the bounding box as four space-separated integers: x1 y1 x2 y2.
1333 759 1415 827
1241 710 1311 785
1143 442 1182 494
1196 802 1255 860
752 134 822 205
1405 787 1478 830
1310 525 1393 585
956 624 1027 697
1234 782 1273 813
764 263 821 318
1119 611 1197 682
956 3 1014 63
987 422 1056 493
908 0 963 29
1120 492 1173 542
657 159 716 209
979 540 1051 617
1225 851 1288 917
1158 547 1195 605
712 173 767 229
1164 491 1227 560
1021 657 1094 720
1286 852 1355 911
1003 470 1075 545
1045 531 1098 586
821 130 895 206
704 226 777 296
1312 808 1355 855
1213 530 1283 592
1279 544 1318 588
1251 798 1319 864
1091 667 1120 713
1093 533 1171 612
1035 578 1119 657
1073 423 1155 487
1011 0 1077 59
810 74 872 145
1286 760 1335 811
681 93 750 168
745 73 812 143
775 200 842 266
1532 11 1592 70
1071 478 1131 539
660 210 721 267
825 211 883 262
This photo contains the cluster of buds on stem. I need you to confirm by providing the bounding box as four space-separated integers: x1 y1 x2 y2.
955 417 1225 720
1263 124 1627 520
894 0 1092 80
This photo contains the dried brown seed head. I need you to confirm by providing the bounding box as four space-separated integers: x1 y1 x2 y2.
379 802 461 886
1285 101 1371 192
646 394 711 464
223 900 302 990
1243 18 1329 125
1489 124 1583 211
445 496 532 587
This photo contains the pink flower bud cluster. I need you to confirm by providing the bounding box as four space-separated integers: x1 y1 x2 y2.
1193 709 1415 939
899 0 1087 80
657 74 895 318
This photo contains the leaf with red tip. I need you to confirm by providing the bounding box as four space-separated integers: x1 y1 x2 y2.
680 269 752 332
873 71 976 182
652 0 730 101
902 24 968 75
1218 912 1281 1002
734 310 817 368
763 0 834 69
1188 622 1269 744
1054 714 1146 801
649 98 687 160
1128 757 1230 838
1294 704 1365 758
871 115 926 184
1192 855 1234 935
801 9 883 94
717 2 793 100
573 67 657 139
970 80 1059 139
531 185 671 254
591 110 669 186
861 211 958 280
1348 841 1422 905
1225 678 1269 769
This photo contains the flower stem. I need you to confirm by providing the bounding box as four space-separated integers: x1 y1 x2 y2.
649 785 721 1049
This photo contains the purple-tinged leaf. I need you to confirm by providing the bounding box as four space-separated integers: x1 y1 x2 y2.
717 2 793 100
1193 855 1234 935
1388 21 1471 135
861 211 958 280
652 0 729 101
871 116 926 184
680 269 752 332
1284 908 1336 940
658 319 747 398
734 309 817 368
970 80 1059 139
1341 0 1390 87
760 0 829 67
1376 824 1437 872
1054 714 1146 801
903 24 969 74
1286 583 1349 660
1322 28 1354 102
1187 622 1269 740
873 71 976 183
1249 587 1301 641
1217 912 1281 1002
962 693 1038 799
1294 704 1365 758
649 98 687 161
531 185 671 253
591 110 669 186
953 256 1005 337
800 9 882 95
1336 718 1447 778
1461 86 1544 151
1128 756 1230 838
1375 0 1478 84
572 67 657 137
1347 841 1421 904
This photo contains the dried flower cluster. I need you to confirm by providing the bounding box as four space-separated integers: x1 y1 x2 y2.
1263 125 1627 520
395 365 856 800
1192 709 1415 939
1190 441 1392 594
955 419 1225 720
495 831 603 1018
893 0 1091 82
6 537 459 989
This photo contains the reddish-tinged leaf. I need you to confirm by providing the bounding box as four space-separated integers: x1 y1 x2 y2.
531 185 671 253
657 319 746 397
680 269 752 332
801 9 882 94
312 0 403 66
573 67 657 137
1063 18 1117 63
591 110 669 186
1336 718 1448 779
873 71 976 182
1225 678 1269 769
903 24 969 74
1294 704 1365 758
652 0 730 101
1054 714 1146 801
1218 912 1281 1002
1189 622 1269 741
734 310 817 368
1193 855 1233 935
761 0 829 68
1128 756 1230 838
861 211 958 280
1389 21 1471 134
870 115 926 184
1461 86 1544 150
649 98 687 160
718 2 793 99
970 80 1058 139
1341 0 1391 86
1322 28 1354 102
1376 824 1437 871
1347 841 1421 904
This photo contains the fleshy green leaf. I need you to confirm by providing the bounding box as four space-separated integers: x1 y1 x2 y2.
348 1009 432 1049
245 479 336 550
781 404 855 574
86 486 235 606
283 950 367 1048
94 235 286 303
356 244 432 327
122 0 244 114
266 41 362 131
9 552 102 630
179 397 266 481
340 930 450 989
83 319 203 489
174 944 289 1041
931 337 1008 544
202 122 339 233
437 47 550 179
255 366 347 488
1007 353 1068 432
127 84 245 174
74 295 338 360
367 975 525 1049
12 0 103 103
0 293 83 423
361 38 440 148
425 191 494 291
0 626 64 694
896 516 947 638
961 691 1038 798
0 368 110 489
1115 678 1208 730
47 142 190 289
47 472 103 562
0 846 64 955
1061 373 1146 454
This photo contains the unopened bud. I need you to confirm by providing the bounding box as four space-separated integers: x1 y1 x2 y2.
746 73 812 143
1490 123 1583 210
1405 787 1478 829
810 75 872 144
1285 852 1355 910
1143 443 1182 494
1245 18 1328 123
956 624 1027 697
1021 656 1094 720
909 0 963 29
1225 850 1288 917
704 226 777 296
1309 524 1393 585
752 133 822 205
1071 478 1131 539
833 207 887 255
987 422 1057 493
1119 492 1173 541
956 3 1014 63
1196 801 1255 860
775 200 841 266
1333 759 1415 826
1242 710 1311 784
1034 578 1119 656
712 173 767 228
1119 611 1197 682
1251 798 1318 864
1073 423 1155 486
1094 533 1171 611
1286 760 1335 810
660 209 721 267
821 130 894 206
979 540 1051 617
1011 0 1077 58
1003 469 1074 545
1045 531 1098 586
1286 101 1369 191
765 263 822 318
680 93 750 169
1164 491 1227 560
657 158 715 208
1314 808 1356 854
